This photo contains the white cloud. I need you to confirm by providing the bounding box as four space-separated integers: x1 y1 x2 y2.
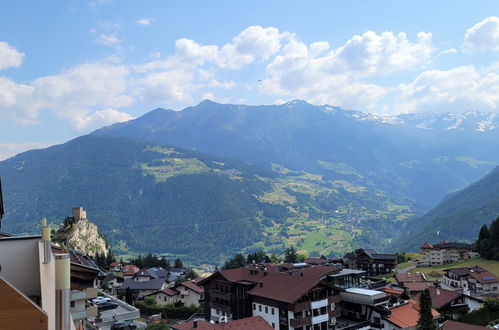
72 108 133 131
96 33 120 48
0 141 52 161
395 65 499 113
463 16 499 53
135 69 195 103
0 41 25 70
136 18 151 26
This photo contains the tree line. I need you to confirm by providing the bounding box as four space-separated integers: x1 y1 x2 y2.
476 217 499 260
222 246 312 269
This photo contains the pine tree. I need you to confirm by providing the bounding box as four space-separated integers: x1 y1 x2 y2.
416 289 437 330
125 287 133 305
477 224 491 259
174 258 183 269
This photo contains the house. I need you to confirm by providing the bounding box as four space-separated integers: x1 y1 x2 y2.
395 272 428 286
110 261 123 271
420 241 476 266
440 320 489 330
120 277 167 299
198 264 342 329
443 266 499 294
176 278 205 307
382 299 440 329
339 287 391 327
414 287 481 318
403 281 435 295
343 249 397 276
145 288 180 305
122 264 140 279
171 316 274 330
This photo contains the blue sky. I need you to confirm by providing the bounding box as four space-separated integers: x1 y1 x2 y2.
1 0 499 159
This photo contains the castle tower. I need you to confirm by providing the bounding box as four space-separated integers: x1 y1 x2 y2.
71 207 87 221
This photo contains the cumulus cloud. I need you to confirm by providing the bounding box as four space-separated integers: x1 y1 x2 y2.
463 16 499 52
395 65 499 113
72 108 133 131
0 41 25 70
96 33 120 48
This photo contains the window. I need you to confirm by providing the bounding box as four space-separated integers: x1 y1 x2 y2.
259 305 262 312
265 306 268 313
70 301 75 308
271 308 274 315
272 323 275 328
164 296 166 301
253 303 256 310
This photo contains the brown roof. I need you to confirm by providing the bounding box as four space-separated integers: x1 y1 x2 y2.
441 320 489 330
413 287 462 309
382 288 404 296
171 316 273 330
299 265 339 279
248 272 324 303
445 266 486 277
179 279 205 294
421 242 433 249
123 265 139 276
217 265 279 283
161 288 179 296
395 272 427 284
469 270 499 284
383 299 439 328
403 281 435 292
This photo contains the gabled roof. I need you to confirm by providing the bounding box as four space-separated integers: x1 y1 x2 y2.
383 299 439 328
146 288 179 297
413 287 462 310
178 279 204 294
171 316 273 330
421 242 433 249
469 270 499 284
441 320 489 330
396 272 427 284
247 272 326 303
444 266 486 277
120 277 165 290
403 281 435 292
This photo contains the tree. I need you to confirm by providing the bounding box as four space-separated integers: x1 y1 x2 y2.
143 296 157 307
145 322 169 330
222 253 246 269
125 287 133 305
184 269 199 280
416 289 437 330
174 258 183 269
477 224 491 259
284 246 298 263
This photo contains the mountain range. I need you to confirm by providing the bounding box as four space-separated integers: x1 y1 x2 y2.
2 100 499 264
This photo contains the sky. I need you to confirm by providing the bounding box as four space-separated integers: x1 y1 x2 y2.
1 0 499 160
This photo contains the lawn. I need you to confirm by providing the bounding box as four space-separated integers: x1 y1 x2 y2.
410 257 499 280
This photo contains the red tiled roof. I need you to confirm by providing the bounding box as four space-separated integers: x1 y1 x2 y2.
413 287 462 309
403 281 435 292
110 261 121 267
123 265 139 276
441 320 489 330
421 242 433 249
198 265 279 285
248 272 323 303
161 288 179 296
395 272 427 284
382 288 404 296
179 279 204 294
383 299 439 328
171 316 273 330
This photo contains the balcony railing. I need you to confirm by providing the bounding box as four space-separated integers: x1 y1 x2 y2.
86 287 98 299
291 300 311 312
373 296 390 305
210 301 231 313
290 316 311 328
210 289 232 300
328 295 341 304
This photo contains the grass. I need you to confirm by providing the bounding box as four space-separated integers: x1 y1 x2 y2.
141 157 210 182
410 256 499 280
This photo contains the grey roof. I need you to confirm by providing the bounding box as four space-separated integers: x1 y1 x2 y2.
434 242 474 249
121 277 166 290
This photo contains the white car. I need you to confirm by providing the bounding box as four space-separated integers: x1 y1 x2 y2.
92 296 111 304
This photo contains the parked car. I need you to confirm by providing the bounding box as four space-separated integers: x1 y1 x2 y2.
111 321 137 330
95 300 118 310
92 296 111 304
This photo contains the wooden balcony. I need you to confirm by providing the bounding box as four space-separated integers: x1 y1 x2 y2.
291 300 311 312
328 295 341 304
290 316 311 328
210 289 232 300
210 301 231 314
329 308 342 318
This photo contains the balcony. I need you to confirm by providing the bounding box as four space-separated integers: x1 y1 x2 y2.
312 313 328 324
329 308 342 318
210 289 232 300
70 290 86 301
86 306 98 318
210 301 231 314
328 295 341 304
290 316 311 328
291 300 311 312
311 298 328 309
86 287 98 299
373 296 390 305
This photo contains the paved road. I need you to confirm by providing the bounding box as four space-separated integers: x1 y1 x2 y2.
396 265 416 273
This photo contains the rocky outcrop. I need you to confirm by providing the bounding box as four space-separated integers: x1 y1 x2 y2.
54 207 108 257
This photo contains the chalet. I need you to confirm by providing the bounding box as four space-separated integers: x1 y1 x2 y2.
382 299 439 329
395 272 435 294
120 277 167 299
122 264 140 279
443 266 499 294
343 249 397 276
176 278 205 307
420 241 475 266
171 316 274 330
198 264 342 329
440 320 489 330
145 287 180 305
414 287 481 318
110 261 123 272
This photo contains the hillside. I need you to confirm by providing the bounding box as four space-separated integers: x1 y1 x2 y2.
0 135 415 264
93 100 499 209
393 166 499 252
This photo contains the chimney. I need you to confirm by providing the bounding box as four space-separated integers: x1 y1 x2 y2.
193 320 198 328
55 253 71 330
